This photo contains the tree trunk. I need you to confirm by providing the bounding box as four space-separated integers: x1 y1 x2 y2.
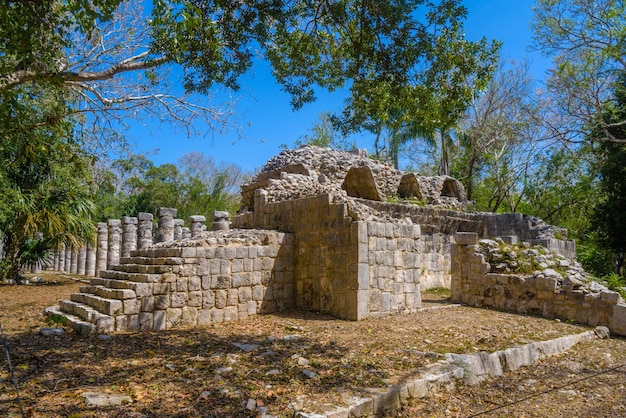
615 252 624 276
440 129 450 176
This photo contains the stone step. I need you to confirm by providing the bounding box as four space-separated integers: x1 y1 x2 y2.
79 285 102 294
90 277 135 290
70 293 123 316
99 270 162 283
54 301 115 334
80 284 136 300
44 305 96 336
89 277 154 298
109 263 173 274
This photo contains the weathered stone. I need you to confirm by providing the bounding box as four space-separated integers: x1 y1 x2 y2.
156 207 177 243
107 219 122 268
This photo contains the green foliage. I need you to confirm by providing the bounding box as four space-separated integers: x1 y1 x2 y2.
294 112 356 151
329 0 500 171
45 314 70 327
590 73 626 272
532 0 626 142
600 273 626 299
0 81 96 281
93 152 243 226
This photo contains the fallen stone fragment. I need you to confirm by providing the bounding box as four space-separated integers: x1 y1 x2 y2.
232 342 260 352
302 369 319 379
595 326 610 339
216 366 233 375
82 391 132 407
246 398 257 411
40 328 64 337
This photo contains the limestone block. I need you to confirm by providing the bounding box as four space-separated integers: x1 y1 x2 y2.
247 300 257 315
134 283 154 297
212 275 231 289
115 315 128 332
153 283 170 295
215 290 227 308
166 308 182 328
252 285 264 301
141 297 155 312
201 290 215 309
212 309 224 323
182 264 197 276
609 304 626 336
182 307 198 326
139 312 154 330
119 298 139 315
187 276 201 292
197 309 211 326
188 291 202 307
239 287 252 303
127 315 140 331
154 310 167 330
223 306 238 322
176 278 188 292
227 288 239 306
155 295 170 310
220 259 231 275
601 291 621 304
237 303 249 320
170 292 188 308
454 232 478 245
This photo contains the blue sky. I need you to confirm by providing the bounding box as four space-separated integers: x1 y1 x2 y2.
131 0 550 172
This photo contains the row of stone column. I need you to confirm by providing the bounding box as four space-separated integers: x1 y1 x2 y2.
50 208 213 277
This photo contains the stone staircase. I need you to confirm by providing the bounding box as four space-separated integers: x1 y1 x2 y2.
45 254 178 335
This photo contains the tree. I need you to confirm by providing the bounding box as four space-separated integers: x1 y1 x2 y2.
93 152 244 225
591 74 626 274
452 61 544 205
0 85 96 281
532 0 626 143
1 1 498 147
293 112 356 151
330 0 500 172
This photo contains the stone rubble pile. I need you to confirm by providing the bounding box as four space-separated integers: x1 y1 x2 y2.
477 238 593 291
243 145 469 213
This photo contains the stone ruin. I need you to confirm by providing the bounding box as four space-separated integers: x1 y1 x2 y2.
44 146 626 336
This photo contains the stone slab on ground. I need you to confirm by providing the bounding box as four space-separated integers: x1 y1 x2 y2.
82 391 132 407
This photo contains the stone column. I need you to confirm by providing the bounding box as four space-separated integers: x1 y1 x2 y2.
189 215 206 237
86 242 96 277
53 248 60 271
121 216 138 258
137 212 154 250
155 207 177 243
70 247 79 274
174 219 184 240
212 211 230 232
77 246 87 275
182 227 191 239
64 245 72 273
57 244 65 273
95 222 108 274
107 219 122 268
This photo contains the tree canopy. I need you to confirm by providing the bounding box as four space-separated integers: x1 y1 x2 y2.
533 0 626 143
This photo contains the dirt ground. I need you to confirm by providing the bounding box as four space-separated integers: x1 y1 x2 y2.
1 274 625 417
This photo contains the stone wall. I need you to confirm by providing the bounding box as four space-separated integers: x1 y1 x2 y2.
233 194 425 319
451 232 626 337
234 193 364 320
365 221 422 317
